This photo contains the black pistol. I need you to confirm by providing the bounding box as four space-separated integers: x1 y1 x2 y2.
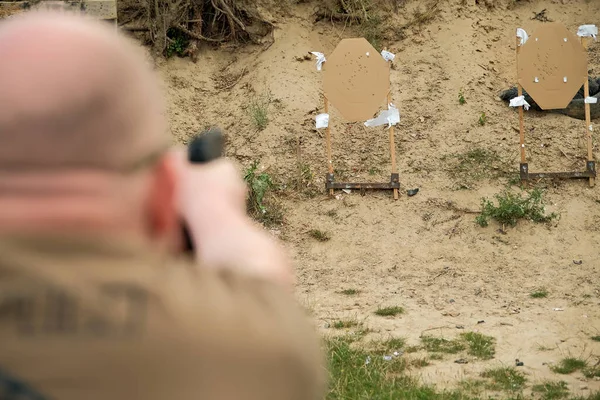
182 127 225 252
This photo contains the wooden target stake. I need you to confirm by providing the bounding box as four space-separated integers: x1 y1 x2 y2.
516 36 526 166
324 95 334 196
385 57 399 200
581 37 595 188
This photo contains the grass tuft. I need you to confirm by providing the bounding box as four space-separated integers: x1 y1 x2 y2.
481 367 526 391
478 112 487 126
583 366 600 378
309 229 331 242
325 336 470 399
551 358 587 374
339 289 360 296
531 288 549 298
409 358 431 368
332 319 359 329
247 93 270 131
458 90 466 105
476 188 558 228
532 381 570 400
591 336 600 342
443 147 510 185
461 332 495 360
421 336 466 354
374 306 404 317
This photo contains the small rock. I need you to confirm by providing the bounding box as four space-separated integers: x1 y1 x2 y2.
449 299 455 303
455 359 469 364
477 320 485 324
383 355 393 361
456 325 465 329
323 322 330 329
574 260 583 265
581 385 589 390
516 359 524 367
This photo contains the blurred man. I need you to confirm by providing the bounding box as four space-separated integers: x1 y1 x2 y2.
0 10 324 400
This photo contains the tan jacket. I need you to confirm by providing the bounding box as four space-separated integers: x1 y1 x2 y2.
0 235 325 400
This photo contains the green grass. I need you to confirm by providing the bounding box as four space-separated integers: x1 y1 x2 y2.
409 357 431 368
361 14 384 51
532 381 570 400
373 337 406 353
332 319 360 329
374 306 404 317
339 289 360 296
531 288 549 298
421 336 466 354
551 358 587 374
476 188 558 228
443 147 510 184
308 229 331 242
479 112 487 126
247 93 270 131
481 367 526 391
592 335 600 342
461 332 495 360
583 366 600 378
458 90 466 105
325 337 600 400
325 337 467 399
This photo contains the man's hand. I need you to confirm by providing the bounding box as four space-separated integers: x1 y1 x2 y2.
170 150 292 286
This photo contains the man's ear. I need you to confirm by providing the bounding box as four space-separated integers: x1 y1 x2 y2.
146 154 178 240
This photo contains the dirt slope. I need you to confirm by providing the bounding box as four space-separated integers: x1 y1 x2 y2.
157 0 600 395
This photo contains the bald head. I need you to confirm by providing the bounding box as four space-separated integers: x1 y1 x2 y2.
0 11 169 171
0 12 179 244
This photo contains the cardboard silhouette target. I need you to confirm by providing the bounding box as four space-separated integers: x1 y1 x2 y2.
324 38 390 122
514 22 596 186
518 24 587 110
317 38 400 199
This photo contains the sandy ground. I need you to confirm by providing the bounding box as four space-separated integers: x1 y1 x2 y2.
155 0 600 395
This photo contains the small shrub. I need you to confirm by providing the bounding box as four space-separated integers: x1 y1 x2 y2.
309 229 331 242
361 14 384 51
551 357 587 374
340 289 360 295
461 332 495 360
531 288 549 298
374 306 404 317
243 161 283 226
458 90 466 105
591 335 600 342
165 27 189 58
244 161 273 214
476 188 558 228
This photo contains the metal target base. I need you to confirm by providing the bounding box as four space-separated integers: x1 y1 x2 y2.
325 173 400 192
519 162 596 181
